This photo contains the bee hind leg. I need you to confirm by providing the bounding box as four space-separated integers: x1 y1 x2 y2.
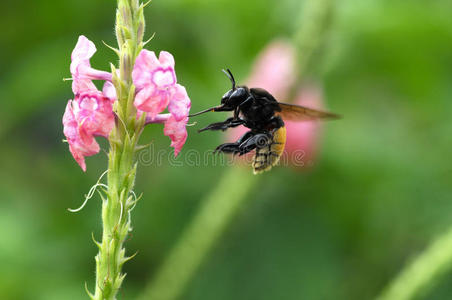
237 132 272 156
214 143 241 154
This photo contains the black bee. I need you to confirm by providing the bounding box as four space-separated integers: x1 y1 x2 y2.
190 69 339 174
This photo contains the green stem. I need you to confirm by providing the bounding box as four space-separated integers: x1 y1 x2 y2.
376 226 452 300
93 140 137 300
92 0 145 299
138 167 258 300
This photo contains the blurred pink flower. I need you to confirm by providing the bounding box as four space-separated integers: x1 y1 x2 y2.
247 39 297 100
63 91 115 171
135 50 191 156
227 39 324 169
70 35 112 94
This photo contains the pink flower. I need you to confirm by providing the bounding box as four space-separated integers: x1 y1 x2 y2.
135 50 191 156
144 84 191 156
133 50 178 118
63 91 115 171
71 35 112 94
63 102 99 172
63 35 117 171
64 35 191 169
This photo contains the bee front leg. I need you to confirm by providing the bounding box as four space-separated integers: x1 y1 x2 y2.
198 118 245 133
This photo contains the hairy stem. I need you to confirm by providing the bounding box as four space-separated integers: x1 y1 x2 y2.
376 226 452 300
92 0 145 299
138 167 258 300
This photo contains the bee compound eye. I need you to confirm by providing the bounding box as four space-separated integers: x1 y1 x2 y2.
231 87 246 99
221 90 233 103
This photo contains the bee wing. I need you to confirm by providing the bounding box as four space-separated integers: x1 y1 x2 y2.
276 102 340 121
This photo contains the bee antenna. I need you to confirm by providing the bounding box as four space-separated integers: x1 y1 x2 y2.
222 68 236 90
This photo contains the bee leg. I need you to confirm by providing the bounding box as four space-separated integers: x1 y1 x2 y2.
214 143 241 154
198 119 232 132
214 131 254 154
198 118 245 133
238 132 272 155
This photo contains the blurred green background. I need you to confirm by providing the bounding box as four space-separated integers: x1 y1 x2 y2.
1 0 452 299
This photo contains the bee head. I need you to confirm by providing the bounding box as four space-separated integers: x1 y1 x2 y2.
219 69 248 110
188 69 248 117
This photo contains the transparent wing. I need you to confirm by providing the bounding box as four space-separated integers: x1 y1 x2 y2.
276 102 340 121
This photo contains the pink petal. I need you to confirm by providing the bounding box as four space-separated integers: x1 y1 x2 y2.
158 51 175 69
63 100 101 171
133 50 160 89
70 36 112 94
132 50 177 91
164 116 188 156
153 68 176 87
69 134 101 172
168 84 191 121
63 100 78 140
68 144 88 172
70 35 96 74
77 65 112 81
72 78 98 95
73 91 115 138
102 81 117 102
134 85 170 118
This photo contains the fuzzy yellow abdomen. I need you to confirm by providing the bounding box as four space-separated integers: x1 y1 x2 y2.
252 126 286 174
